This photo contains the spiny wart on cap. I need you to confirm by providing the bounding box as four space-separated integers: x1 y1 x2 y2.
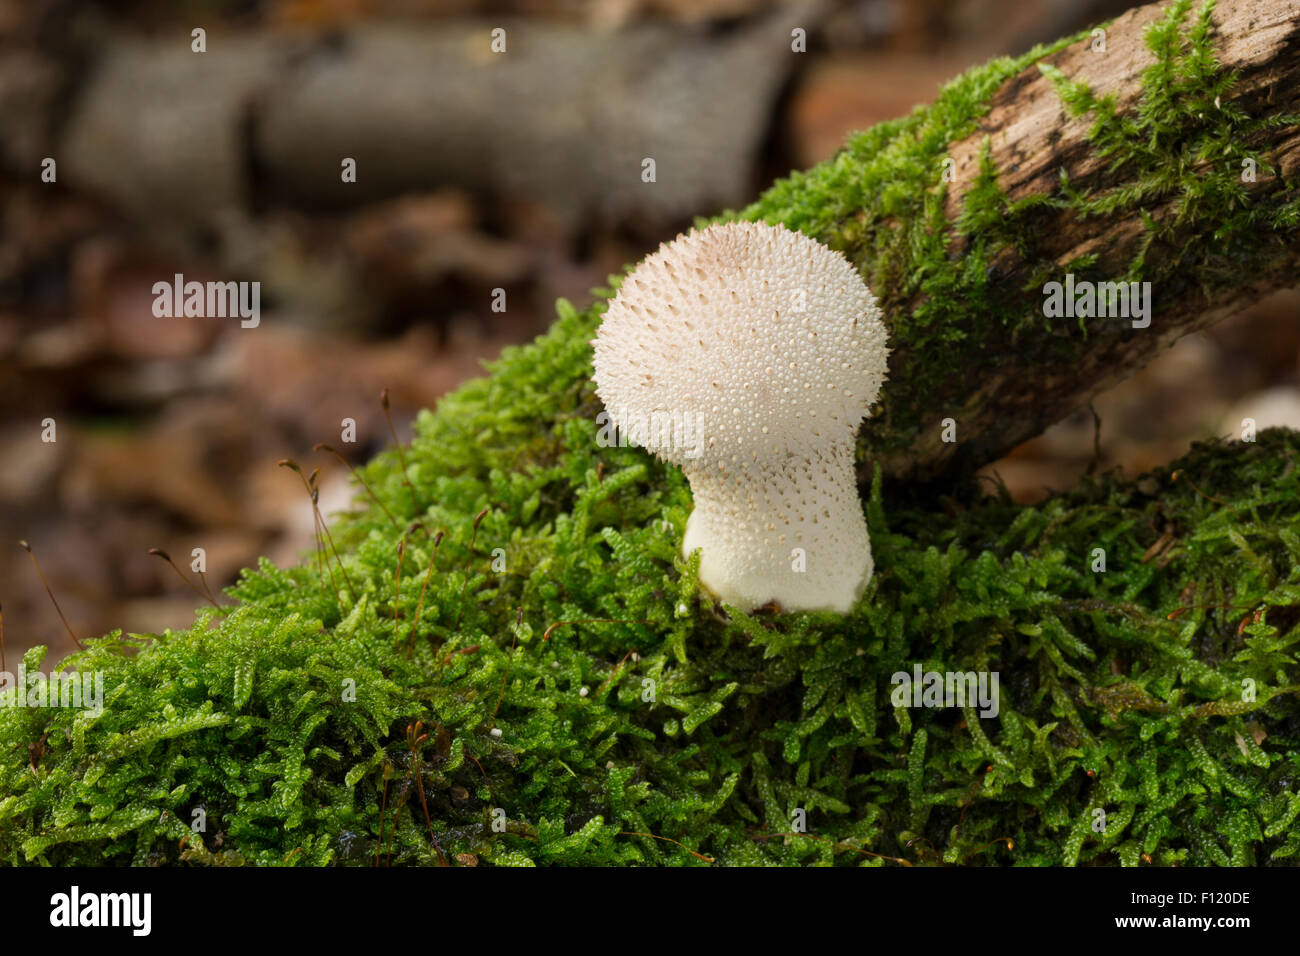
592 220 889 613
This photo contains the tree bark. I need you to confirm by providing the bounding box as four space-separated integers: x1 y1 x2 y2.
857 0 1300 483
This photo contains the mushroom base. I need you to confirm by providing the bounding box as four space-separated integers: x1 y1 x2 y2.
680 452 873 614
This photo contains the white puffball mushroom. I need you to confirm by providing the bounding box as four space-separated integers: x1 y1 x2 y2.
592 220 889 613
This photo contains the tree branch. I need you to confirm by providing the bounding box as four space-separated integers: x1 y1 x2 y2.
831 0 1300 482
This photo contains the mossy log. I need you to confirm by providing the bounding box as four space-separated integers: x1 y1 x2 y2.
0 0 1297 868
737 0 1300 483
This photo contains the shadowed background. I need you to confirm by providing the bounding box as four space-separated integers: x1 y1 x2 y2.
1 0 1296 658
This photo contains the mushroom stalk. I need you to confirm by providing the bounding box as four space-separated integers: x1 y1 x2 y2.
680 443 872 612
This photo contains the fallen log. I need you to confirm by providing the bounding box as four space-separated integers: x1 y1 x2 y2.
748 0 1300 482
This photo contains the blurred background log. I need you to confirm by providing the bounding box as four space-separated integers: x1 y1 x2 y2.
5 10 807 239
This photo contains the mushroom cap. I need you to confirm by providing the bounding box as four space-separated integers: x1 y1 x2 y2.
592 221 887 465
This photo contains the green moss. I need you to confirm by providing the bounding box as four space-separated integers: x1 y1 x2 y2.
2 307 1298 864
2 1 1298 866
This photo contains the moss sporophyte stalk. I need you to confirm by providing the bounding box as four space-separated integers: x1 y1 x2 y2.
1 0 1297 865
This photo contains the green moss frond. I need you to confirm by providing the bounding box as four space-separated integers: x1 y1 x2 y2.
2 4 1297 867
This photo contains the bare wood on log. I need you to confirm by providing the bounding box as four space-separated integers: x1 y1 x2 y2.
866 0 1300 483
